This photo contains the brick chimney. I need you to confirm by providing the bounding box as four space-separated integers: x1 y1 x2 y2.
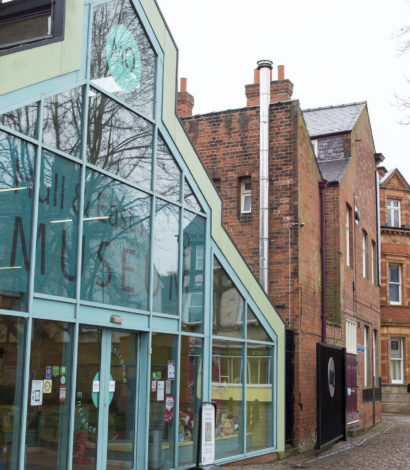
177 78 194 117
245 65 294 107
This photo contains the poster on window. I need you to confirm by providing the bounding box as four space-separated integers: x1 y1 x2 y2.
164 394 175 423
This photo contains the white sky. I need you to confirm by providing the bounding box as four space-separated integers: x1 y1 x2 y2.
156 0 410 181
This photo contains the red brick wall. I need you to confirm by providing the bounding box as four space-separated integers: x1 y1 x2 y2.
379 172 410 385
183 101 323 448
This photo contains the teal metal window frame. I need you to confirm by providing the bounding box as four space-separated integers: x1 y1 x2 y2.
0 1 279 468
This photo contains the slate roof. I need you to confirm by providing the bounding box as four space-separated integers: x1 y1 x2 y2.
318 159 351 183
303 102 366 137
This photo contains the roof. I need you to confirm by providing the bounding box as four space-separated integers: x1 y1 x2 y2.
318 159 351 183
303 102 366 137
379 168 396 185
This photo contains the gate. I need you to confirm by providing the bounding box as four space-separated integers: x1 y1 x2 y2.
316 343 346 449
346 353 358 423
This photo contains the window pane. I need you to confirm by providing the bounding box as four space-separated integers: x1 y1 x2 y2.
73 327 101 470
0 315 26 470
0 103 38 139
26 320 73 469
246 344 273 452
149 334 177 470
81 170 151 309
156 135 181 202
179 337 203 467
34 151 80 298
87 89 153 191
242 194 251 213
0 132 35 312
182 212 205 333
90 0 156 119
212 341 243 459
184 179 203 213
43 87 83 158
390 360 402 382
247 306 271 341
213 258 244 338
389 264 399 283
152 201 179 315
389 284 400 303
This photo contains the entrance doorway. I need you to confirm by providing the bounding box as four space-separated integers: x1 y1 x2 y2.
73 327 140 470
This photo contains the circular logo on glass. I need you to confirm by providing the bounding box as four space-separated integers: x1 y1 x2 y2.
106 25 141 92
328 357 336 398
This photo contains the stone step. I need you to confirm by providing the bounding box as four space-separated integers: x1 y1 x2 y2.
382 385 409 394
382 402 410 414
383 393 410 403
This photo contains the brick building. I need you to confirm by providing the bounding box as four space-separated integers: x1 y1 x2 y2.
178 64 382 450
378 167 410 414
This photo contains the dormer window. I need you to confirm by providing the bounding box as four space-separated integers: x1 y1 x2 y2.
387 199 401 227
0 0 65 55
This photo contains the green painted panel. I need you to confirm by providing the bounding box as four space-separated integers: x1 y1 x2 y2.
0 0 84 95
151 315 178 333
32 298 76 319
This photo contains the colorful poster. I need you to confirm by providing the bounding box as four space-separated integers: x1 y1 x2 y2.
166 379 171 394
31 380 43 406
59 385 67 402
60 366 67 375
45 366 52 379
167 360 175 379
52 366 60 377
165 394 175 423
151 380 157 392
43 379 52 394
157 381 165 401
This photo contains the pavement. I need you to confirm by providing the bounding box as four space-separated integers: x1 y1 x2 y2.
231 415 410 470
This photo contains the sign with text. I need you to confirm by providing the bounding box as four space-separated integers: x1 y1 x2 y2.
200 403 216 466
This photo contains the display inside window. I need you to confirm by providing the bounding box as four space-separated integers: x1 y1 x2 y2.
0 0 65 54
26 319 73 469
211 341 244 459
0 315 26 469
246 344 273 452
179 336 203 466
149 334 177 469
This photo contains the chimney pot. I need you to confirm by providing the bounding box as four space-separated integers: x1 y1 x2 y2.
278 65 285 80
180 77 187 92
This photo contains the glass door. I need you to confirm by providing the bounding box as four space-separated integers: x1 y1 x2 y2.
73 327 139 470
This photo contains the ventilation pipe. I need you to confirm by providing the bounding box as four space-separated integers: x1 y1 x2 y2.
258 60 273 293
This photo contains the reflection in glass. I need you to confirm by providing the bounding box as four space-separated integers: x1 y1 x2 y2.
87 89 153 190
152 201 179 315
148 334 177 469
0 103 38 138
156 135 181 202
246 344 273 452
184 179 203 213
43 87 83 158
178 336 203 467
182 212 205 333
247 306 271 342
90 0 156 119
81 170 151 310
26 320 73 469
213 258 245 338
73 327 101 470
211 341 243 459
34 151 80 298
108 331 137 469
0 131 35 312
0 315 26 470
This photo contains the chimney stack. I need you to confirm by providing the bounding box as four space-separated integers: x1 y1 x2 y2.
177 78 194 117
245 64 293 107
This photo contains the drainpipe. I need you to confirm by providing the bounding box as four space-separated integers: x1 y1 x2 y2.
258 59 273 293
319 181 327 343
